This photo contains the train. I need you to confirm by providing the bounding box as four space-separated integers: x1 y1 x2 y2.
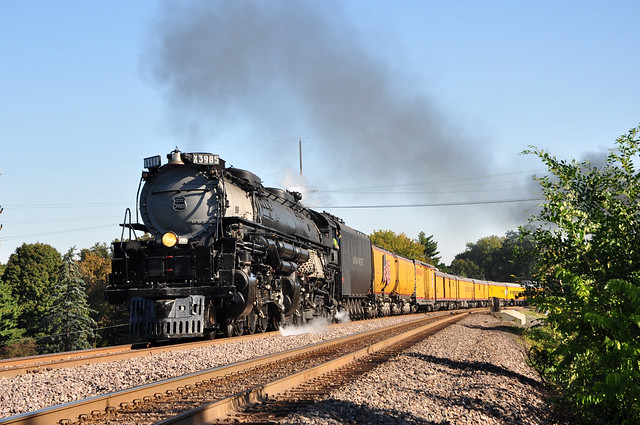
105 148 525 340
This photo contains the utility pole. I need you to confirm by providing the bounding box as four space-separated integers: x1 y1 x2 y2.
299 138 303 176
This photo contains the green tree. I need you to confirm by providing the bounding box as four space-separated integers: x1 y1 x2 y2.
417 232 441 265
370 230 428 262
499 226 537 282
0 279 23 347
78 243 127 345
448 257 482 278
453 235 505 280
0 260 36 358
2 243 62 337
39 248 97 353
525 126 640 424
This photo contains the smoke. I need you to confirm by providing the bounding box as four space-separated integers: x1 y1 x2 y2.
277 166 325 207
278 310 351 336
278 317 331 336
144 0 491 187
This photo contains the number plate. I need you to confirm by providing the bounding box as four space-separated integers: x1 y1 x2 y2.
191 153 219 165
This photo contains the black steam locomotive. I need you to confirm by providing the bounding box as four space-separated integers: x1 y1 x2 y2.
105 148 373 339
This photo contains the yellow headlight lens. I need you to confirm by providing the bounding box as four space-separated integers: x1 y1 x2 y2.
162 232 178 247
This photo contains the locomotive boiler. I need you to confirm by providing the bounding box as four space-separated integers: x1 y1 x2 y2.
105 149 373 339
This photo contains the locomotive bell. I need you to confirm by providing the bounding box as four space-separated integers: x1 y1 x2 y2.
169 149 185 165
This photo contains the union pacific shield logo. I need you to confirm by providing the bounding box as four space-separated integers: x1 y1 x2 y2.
173 196 187 211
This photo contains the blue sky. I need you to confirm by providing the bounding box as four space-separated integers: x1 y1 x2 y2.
1 0 639 264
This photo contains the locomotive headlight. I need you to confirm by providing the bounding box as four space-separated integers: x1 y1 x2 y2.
162 232 179 248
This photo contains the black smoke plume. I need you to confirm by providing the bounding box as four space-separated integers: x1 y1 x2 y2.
144 0 491 189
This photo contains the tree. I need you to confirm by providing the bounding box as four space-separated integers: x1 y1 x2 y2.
2 243 62 338
525 126 640 424
448 257 482 278
453 235 505 280
78 243 128 345
39 248 97 353
499 226 537 282
370 230 428 262
0 279 23 348
418 232 441 265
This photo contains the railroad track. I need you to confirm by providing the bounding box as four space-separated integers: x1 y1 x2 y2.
0 344 136 378
0 328 291 379
0 311 471 425
0 311 438 379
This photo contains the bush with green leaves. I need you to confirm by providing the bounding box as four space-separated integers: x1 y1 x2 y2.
525 126 640 424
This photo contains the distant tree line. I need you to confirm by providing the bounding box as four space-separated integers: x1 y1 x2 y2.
448 226 537 283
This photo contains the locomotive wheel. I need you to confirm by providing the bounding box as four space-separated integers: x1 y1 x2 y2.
204 328 217 340
246 311 258 334
222 318 237 338
205 303 217 339
256 305 269 333
290 306 305 326
234 319 245 336
268 304 283 331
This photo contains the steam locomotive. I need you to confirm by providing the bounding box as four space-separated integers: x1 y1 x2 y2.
105 148 524 340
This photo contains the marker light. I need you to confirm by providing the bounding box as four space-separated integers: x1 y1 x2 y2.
162 232 178 247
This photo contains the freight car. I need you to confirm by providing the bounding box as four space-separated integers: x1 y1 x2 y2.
105 148 524 340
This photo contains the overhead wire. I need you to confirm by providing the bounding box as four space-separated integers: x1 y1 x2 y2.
318 197 543 209
313 170 545 195
0 224 116 242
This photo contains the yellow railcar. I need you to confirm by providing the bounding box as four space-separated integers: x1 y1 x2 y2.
372 244 525 314
372 246 399 296
488 281 507 300
506 282 526 305
474 279 489 306
372 246 417 314
395 255 416 299
435 270 458 307
415 261 436 309
458 276 475 306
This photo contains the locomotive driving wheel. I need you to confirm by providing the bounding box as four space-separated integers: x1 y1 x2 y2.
222 318 244 337
234 319 245 336
204 303 217 339
256 305 269 333
246 310 258 334
222 318 234 338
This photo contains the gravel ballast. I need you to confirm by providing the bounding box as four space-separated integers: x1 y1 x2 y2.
0 313 566 424
282 313 566 425
0 315 419 417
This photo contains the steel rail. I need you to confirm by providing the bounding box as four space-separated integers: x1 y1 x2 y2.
0 330 280 378
0 344 134 378
157 312 468 425
0 312 469 425
0 312 436 378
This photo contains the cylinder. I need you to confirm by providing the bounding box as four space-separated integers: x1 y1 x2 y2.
276 241 310 263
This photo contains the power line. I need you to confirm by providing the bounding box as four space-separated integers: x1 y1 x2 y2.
3 214 122 225
317 197 543 209
0 224 116 242
4 202 130 209
313 170 545 194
